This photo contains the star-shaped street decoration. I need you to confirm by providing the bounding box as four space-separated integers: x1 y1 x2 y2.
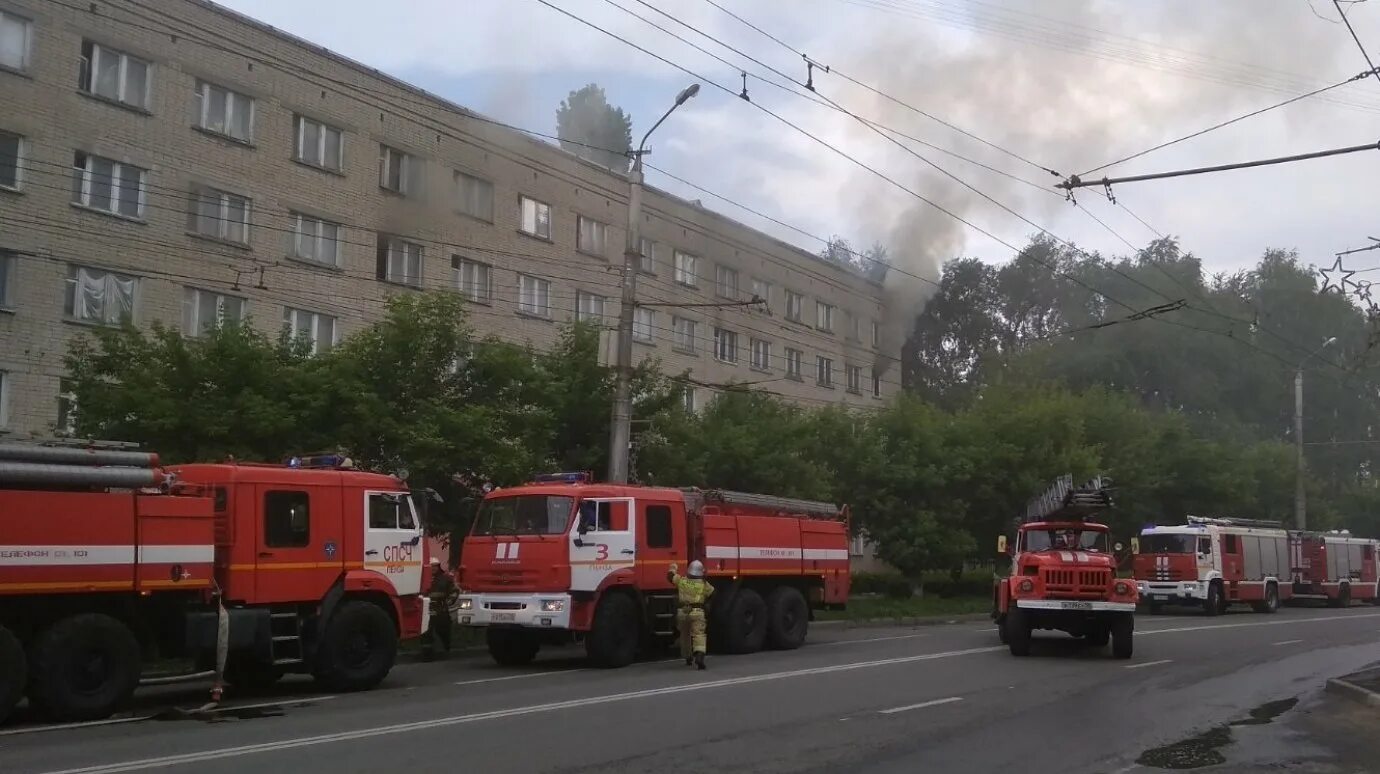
1356 280 1374 305
1318 255 1358 295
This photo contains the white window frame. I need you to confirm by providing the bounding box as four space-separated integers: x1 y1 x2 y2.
846 364 863 394
715 264 739 299
633 307 655 343
57 378 78 437
816 355 834 388
786 347 803 380
575 290 606 323
294 115 343 171
191 186 251 244
0 130 21 192
452 256 492 304
379 144 413 194
81 41 150 109
785 290 804 322
0 249 14 309
713 327 738 364
577 216 608 257
291 212 341 267
750 338 771 371
0 10 33 73
379 236 423 287
816 301 835 333
682 385 697 414
638 238 657 274
182 286 246 337
871 320 880 348
283 307 337 355
72 152 147 219
519 196 551 239
518 273 551 318
196 80 254 142
65 265 138 325
847 313 861 342
674 250 698 287
672 316 697 353
456 172 494 221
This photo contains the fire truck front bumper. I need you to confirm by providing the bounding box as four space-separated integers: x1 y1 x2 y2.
1136 580 1207 602
1014 600 1137 612
454 592 573 629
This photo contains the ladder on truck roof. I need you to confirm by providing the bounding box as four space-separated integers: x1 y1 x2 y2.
1185 515 1284 530
0 439 167 489
686 488 845 521
1023 474 1114 523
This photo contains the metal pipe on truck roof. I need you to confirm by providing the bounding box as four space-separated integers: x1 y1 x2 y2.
0 442 159 468
0 461 167 489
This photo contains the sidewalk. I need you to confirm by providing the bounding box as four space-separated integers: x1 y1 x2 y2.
1325 664 1380 707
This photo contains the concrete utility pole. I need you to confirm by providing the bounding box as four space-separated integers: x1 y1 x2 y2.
608 83 699 484
1295 336 1336 530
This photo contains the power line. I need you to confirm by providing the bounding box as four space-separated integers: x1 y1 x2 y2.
1334 0 1380 86
1060 140 1380 189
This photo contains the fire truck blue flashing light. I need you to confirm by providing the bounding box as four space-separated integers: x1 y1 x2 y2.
286 453 348 469
532 471 592 484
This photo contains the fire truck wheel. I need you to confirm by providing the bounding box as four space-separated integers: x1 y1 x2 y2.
313 601 397 692
486 629 540 666
1330 584 1351 608
27 614 141 722
723 588 768 655
1005 607 1031 656
1110 614 1133 659
0 625 25 724
1251 584 1280 614
765 586 809 650
586 592 640 668
1204 582 1224 616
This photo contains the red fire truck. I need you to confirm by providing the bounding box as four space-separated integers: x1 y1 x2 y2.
1134 517 1294 614
992 476 1138 658
455 473 850 668
1289 531 1379 606
0 441 432 724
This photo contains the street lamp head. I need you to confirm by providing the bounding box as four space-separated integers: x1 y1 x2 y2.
1323 336 1338 347
675 83 701 106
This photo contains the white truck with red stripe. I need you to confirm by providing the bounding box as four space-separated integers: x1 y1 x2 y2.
456 474 850 668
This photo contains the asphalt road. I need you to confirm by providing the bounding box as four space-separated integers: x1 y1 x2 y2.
2 605 1378 774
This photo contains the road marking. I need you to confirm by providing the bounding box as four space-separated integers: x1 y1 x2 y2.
1124 659 1173 670
879 696 964 714
454 670 587 686
819 633 930 647
1138 611 1380 636
36 646 1006 774
1273 639 1303 646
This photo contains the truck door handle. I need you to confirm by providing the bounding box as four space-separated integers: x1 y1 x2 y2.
621 549 635 555
406 535 421 545
365 550 380 556
258 551 274 558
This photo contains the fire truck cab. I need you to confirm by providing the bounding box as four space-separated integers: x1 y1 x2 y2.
456 473 850 668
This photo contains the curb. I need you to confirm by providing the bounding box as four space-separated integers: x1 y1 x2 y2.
1325 675 1380 708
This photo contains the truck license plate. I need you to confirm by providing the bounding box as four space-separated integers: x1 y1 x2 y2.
1152 595 1168 601
1060 601 1093 610
491 612 516 622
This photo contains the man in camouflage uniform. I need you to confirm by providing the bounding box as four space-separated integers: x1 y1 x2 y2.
667 560 714 670
422 557 459 662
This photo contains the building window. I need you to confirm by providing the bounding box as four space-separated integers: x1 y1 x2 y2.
196 80 254 142
785 290 804 323
72 152 146 219
519 195 552 239
182 287 246 337
751 278 771 310
452 257 492 303
378 144 414 194
79 41 150 110
682 385 697 413
638 238 657 274
577 216 608 257
0 249 14 309
0 130 22 191
291 212 341 266
294 115 343 171
816 355 834 388
456 172 494 221
872 367 882 398
66 265 136 325
518 274 551 317
190 187 251 244
713 327 738 364
264 491 311 548
846 364 863 394
715 264 739 299
674 250 698 287
785 348 803 380
816 301 835 333
284 307 337 355
575 291 606 323
57 378 78 436
0 11 32 72
376 235 423 287
871 320 880 348
672 316 697 353
634 307 655 343
847 313 861 342
750 338 771 371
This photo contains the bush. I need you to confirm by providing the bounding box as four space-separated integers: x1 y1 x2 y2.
920 568 995 598
851 572 913 599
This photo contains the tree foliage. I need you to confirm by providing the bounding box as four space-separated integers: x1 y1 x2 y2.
556 83 633 173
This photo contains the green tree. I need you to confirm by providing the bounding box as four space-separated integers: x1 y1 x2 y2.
556 84 633 173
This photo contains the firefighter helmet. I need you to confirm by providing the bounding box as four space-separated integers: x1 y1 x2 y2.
688 560 706 578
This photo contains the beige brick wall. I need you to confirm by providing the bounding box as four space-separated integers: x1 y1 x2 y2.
0 0 898 438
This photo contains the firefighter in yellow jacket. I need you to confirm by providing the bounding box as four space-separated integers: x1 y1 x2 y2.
668 560 714 670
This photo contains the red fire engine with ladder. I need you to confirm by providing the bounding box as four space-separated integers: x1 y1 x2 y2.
0 440 434 724
992 475 1138 658
456 473 850 667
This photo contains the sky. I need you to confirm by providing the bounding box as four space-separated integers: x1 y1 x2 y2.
216 0 1380 295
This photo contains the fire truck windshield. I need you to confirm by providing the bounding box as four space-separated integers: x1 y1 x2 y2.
1140 533 1196 554
473 495 574 536
1024 529 1108 553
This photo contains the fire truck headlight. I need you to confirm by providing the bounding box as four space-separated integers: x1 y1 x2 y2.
1018 579 1035 594
1114 581 1131 596
457 598 474 611
540 599 565 613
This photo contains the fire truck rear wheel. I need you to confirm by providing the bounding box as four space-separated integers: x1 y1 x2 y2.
0 625 25 724
1005 607 1031 656
723 588 768 655
313 601 397 692
765 586 809 650
27 614 141 722
486 628 540 666
586 592 640 668
1329 584 1351 608
1110 614 1133 659
1251 583 1280 614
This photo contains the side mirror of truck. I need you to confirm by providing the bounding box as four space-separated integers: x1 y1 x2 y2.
996 535 1007 555
1130 537 1140 555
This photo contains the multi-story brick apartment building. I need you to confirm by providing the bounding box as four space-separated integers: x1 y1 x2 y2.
0 0 896 437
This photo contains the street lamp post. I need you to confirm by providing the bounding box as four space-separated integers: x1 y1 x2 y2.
607 83 700 484
1294 336 1337 530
